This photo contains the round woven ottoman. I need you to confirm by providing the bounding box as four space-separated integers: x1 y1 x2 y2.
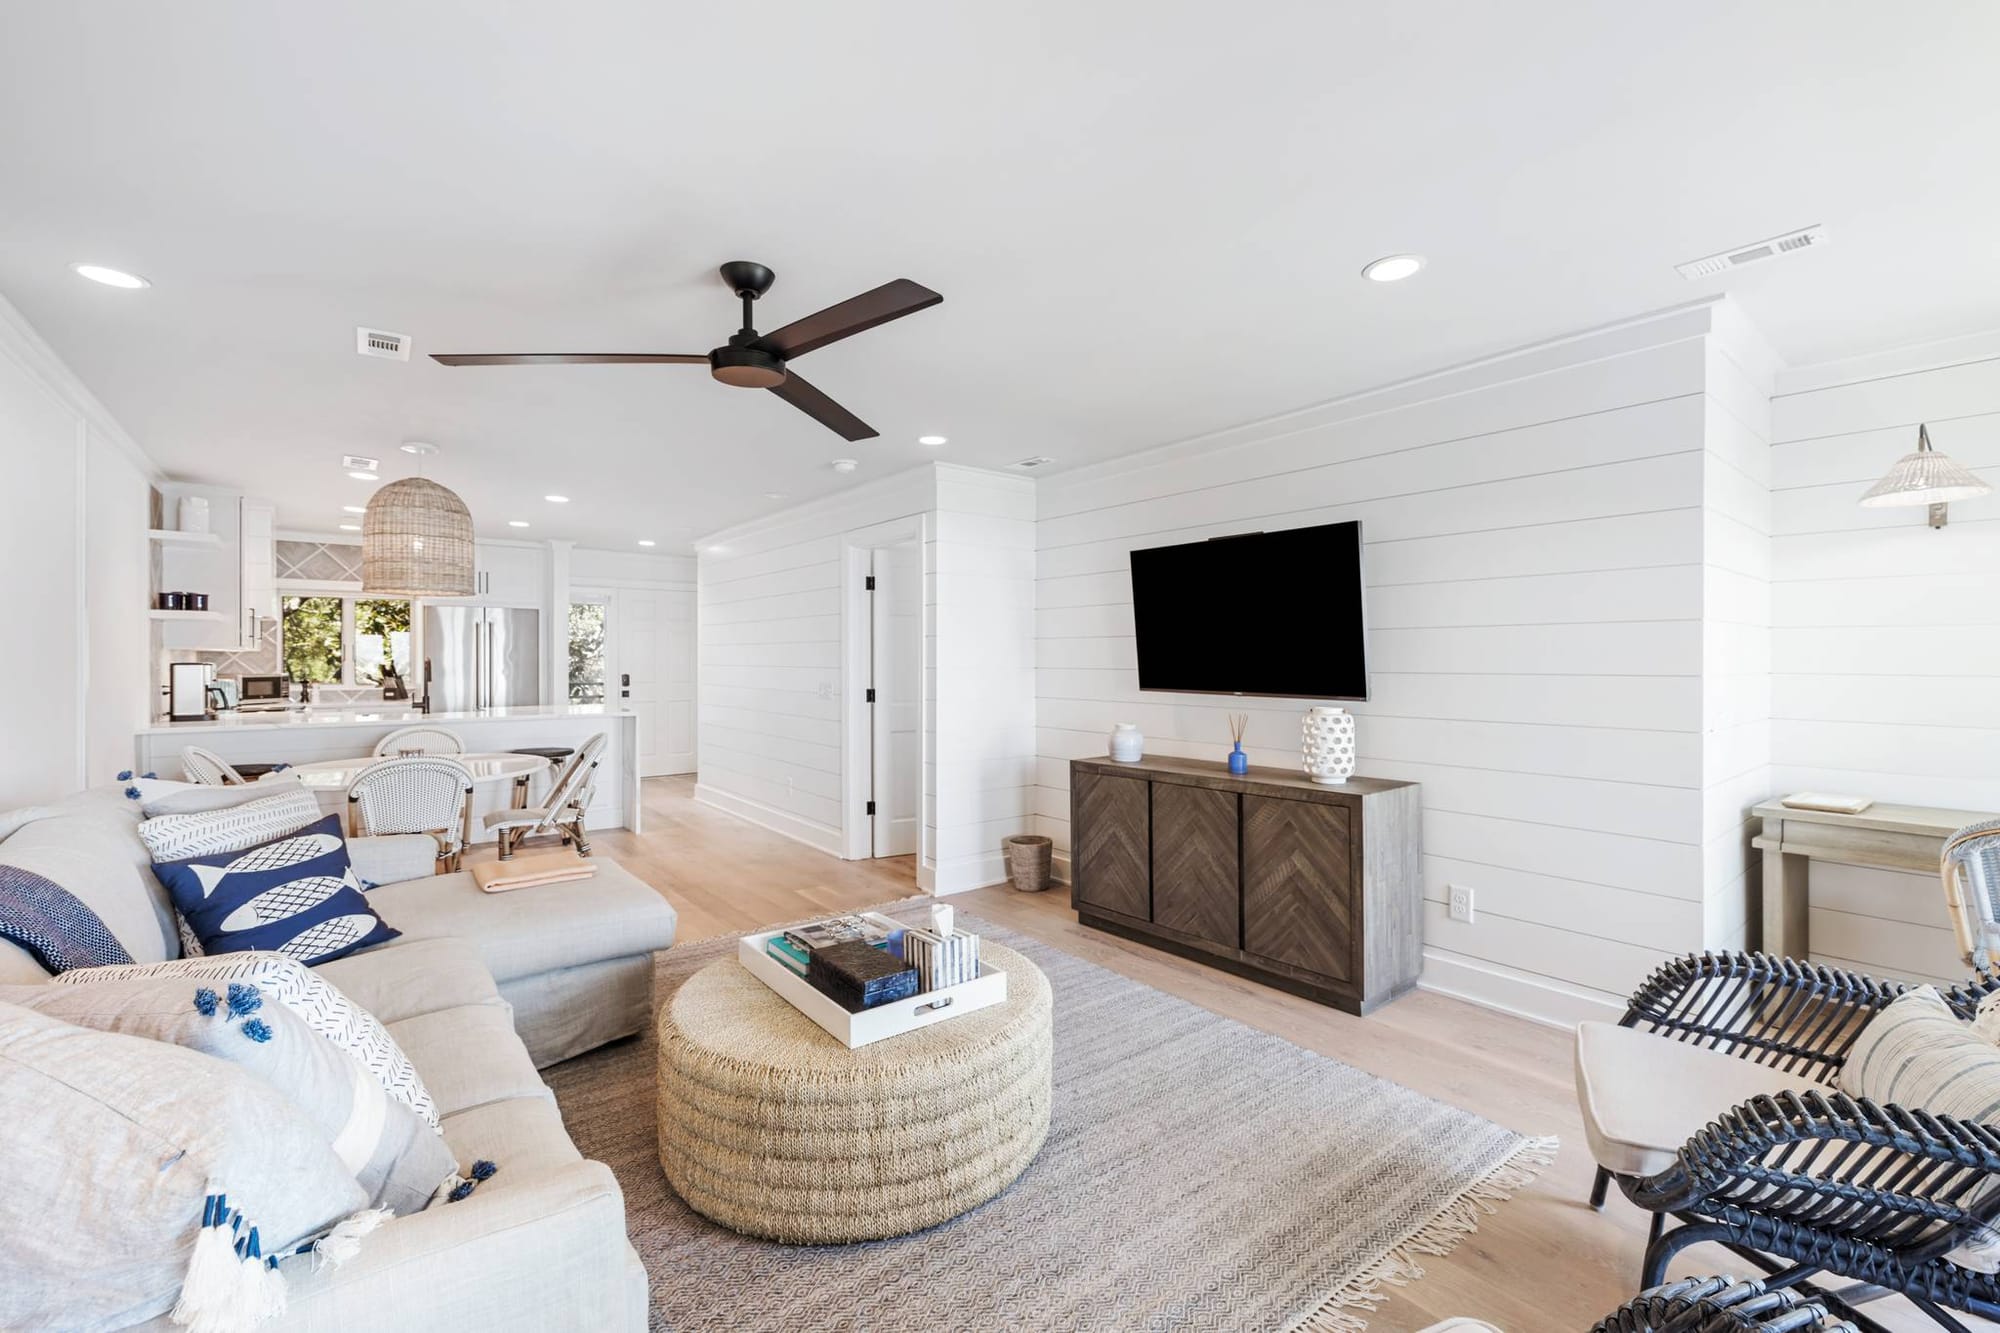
655 941 1052 1244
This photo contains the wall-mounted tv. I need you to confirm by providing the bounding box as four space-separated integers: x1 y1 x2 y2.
1129 520 1368 700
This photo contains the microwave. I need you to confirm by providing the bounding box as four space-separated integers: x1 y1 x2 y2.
239 674 292 703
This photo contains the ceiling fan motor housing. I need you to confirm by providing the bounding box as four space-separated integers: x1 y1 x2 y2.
710 342 787 388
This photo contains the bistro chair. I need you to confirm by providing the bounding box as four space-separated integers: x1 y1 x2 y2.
371 725 466 757
482 733 605 861
346 756 475 871
180 746 245 786
1942 817 2000 970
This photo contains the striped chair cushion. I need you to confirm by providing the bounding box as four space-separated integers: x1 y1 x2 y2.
1841 985 2000 1270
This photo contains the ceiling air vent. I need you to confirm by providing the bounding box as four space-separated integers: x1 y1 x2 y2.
1009 456 1056 470
355 326 411 360
341 455 379 472
1676 225 1826 280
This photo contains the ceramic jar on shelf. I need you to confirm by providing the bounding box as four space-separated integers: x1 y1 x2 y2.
1108 723 1145 764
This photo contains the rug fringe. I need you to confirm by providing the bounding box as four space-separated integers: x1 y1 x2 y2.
1286 1135 1560 1333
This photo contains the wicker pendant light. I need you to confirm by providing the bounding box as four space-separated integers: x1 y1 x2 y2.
361 443 475 596
1858 423 1992 529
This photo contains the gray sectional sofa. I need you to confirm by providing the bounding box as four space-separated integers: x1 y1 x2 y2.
0 784 677 1330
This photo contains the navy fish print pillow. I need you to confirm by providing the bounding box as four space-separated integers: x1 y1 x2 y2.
152 813 399 965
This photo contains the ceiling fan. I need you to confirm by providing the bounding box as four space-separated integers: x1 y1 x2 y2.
431 262 942 442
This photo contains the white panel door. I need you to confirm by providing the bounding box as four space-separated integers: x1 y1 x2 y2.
870 543 921 857
615 587 696 777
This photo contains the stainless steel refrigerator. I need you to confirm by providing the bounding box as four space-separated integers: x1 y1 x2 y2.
421 606 541 711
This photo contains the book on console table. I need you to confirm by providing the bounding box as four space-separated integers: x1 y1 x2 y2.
807 940 920 1013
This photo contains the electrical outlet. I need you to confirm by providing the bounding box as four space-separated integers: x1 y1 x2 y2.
1448 884 1475 924
817 680 834 701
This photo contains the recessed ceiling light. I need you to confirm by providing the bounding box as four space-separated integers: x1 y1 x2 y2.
70 263 150 289
705 545 726 554
507 520 529 528
399 441 435 455
763 492 787 500
637 539 657 547
831 459 858 474
544 495 569 503
341 505 366 514
1361 254 1425 283
917 435 948 446
347 471 379 481
338 523 361 532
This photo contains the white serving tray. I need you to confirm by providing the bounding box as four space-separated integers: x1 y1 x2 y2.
736 929 1008 1049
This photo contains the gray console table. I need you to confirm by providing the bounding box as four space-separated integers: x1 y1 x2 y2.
1751 799 1991 957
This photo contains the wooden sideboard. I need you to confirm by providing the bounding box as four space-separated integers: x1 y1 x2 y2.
1068 756 1423 1014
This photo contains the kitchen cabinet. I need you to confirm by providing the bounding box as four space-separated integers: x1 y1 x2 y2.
430 542 545 607
156 488 275 651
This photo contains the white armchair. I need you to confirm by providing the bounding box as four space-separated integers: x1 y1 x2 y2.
346 756 475 871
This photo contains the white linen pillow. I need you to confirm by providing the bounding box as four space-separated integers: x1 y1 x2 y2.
1842 985 2000 1271
138 788 324 862
58 952 441 1132
135 774 307 818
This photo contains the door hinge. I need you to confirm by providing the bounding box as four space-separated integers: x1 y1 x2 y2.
864 575 876 591
865 687 876 703
866 800 876 815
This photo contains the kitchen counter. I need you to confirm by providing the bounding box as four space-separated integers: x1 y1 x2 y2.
131 705 642 835
138 703 633 735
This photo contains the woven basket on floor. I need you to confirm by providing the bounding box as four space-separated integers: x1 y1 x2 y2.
1004 835 1052 892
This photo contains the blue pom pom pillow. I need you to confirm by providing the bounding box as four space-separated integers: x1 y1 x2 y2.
151 814 399 966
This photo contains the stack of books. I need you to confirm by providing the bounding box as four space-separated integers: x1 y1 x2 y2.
806 940 920 1013
901 923 980 991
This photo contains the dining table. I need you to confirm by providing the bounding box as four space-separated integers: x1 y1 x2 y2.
273 751 553 846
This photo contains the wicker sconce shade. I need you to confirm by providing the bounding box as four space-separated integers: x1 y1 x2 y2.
1858 423 1992 529
361 477 475 596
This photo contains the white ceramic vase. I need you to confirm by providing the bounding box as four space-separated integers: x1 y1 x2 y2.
1300 707 1356 784
177 495 211 534
1109 723 1145 764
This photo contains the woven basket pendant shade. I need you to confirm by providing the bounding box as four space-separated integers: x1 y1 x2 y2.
1859 423 1992 508
361 477 475 597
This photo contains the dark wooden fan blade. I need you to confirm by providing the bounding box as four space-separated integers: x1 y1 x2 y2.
768 370 877 441
751 279 942 360
430 353 709 366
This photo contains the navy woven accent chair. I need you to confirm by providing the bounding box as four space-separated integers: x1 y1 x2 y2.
1591 1275 1856 1332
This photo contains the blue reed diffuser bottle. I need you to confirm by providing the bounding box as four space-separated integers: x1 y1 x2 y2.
1226 713 1249 774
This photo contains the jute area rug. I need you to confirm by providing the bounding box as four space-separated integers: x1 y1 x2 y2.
544 902 1555 1331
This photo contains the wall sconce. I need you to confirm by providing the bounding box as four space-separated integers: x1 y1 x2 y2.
1858 423 1991 529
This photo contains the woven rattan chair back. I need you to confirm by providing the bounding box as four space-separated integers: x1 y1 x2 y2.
371 725 466 757
346 756 474 867
543 732 607 820
1943 818 2000 969
180 746 244 786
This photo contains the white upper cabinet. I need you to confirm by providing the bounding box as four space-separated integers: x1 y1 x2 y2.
429 542 545 607
157 486 274 651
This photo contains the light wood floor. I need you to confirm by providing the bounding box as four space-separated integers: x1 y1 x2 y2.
577 776 1965 1332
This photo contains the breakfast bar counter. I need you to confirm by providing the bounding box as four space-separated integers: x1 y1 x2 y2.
132 705 641 835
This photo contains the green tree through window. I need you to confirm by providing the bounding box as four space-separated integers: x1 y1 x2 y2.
355 599 411 685
569 602 605 703
281 596 343 683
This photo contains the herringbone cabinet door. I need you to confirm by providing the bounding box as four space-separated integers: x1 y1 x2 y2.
1242 795 1352 981
1072 769 1150 920
1151 783 1239 950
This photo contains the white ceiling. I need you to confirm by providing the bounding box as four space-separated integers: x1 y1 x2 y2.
3 2 1998 548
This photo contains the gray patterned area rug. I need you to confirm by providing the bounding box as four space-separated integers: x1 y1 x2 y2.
544 903 1555 1332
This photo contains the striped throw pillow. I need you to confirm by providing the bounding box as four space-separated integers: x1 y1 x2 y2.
1841 985 2000 1271
138 789 323 862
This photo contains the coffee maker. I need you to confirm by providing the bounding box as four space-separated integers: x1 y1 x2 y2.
167 662 214 722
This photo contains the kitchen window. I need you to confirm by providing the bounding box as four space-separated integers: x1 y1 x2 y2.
281 595 413 687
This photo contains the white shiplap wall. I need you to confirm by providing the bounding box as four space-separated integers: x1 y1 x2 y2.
696 467 935 854
1700 313 1778 953
1034 302 1755 1025
1770 342 2000 986
930 465 1037 893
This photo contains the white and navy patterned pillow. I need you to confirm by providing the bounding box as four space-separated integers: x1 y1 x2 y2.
151 814 400 967
0 865 135 973
137 788 322 862
1842 985 2000 1271
55 952 441 1131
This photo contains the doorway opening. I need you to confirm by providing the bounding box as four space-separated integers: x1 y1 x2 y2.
571 586 696 778
865 540 921 858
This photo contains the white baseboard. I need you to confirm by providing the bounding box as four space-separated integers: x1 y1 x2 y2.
692 784 843 857
932 849 1007 896
1416 948 1623 1030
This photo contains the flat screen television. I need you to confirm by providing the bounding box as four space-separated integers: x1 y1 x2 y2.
1129 520 1368 699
